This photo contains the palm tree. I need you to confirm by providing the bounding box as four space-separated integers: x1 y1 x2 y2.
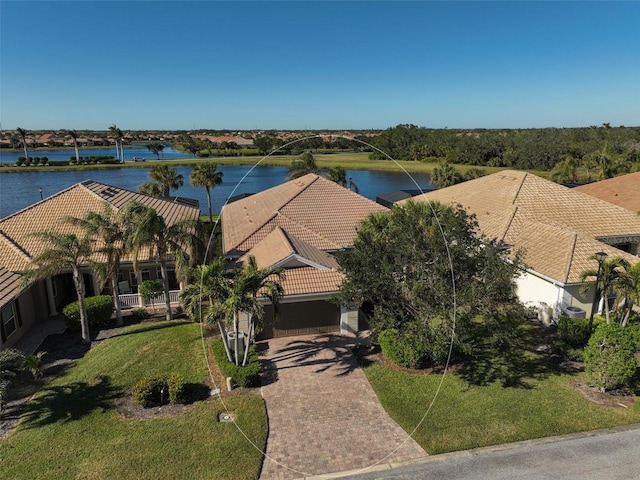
120 202 202 321
286 152 326 180
190 162 224 223
109 125 121 162
180 260 234 361
66 204 126 326
138 182 163 197
16 127 29 162
614 260 640 327
431 162 463 188
327 166 359 193
550 155 581 183
207 256 283 366
147 165 184 198
67 129 80 164
580 256 624 325
21 232 96 343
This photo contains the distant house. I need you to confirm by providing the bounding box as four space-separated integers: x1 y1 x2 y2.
0 180 200 351
222 173 387 338
209 135 255 148
405 170 640 320
574 171 640 214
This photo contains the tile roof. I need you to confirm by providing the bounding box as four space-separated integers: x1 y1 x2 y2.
407 170 640 284
574 172 640 214
239 228 342 297
0 266 25 310
265 267 344 297
222 174 387 257
0 180 200 272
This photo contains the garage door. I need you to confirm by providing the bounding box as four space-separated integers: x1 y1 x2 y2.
257 300 340 340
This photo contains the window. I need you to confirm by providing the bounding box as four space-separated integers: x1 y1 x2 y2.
1 303 18 340
141 269 151 281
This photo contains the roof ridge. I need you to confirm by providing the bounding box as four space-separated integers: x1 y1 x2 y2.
563 232 578 283
79 180 121 211
276 174 320 213
512 172 527 204
225 175 320 253
0 181 90 223
277 212 342 250
0 228 32 266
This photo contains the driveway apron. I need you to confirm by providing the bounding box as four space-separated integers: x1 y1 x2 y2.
259 334 427 479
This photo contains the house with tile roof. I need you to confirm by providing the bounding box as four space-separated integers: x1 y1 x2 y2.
574 171 640 214
222 174 387 338
0 180 200 350
405 170 640 320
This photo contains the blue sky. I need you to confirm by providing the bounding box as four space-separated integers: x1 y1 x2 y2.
1 1 638 130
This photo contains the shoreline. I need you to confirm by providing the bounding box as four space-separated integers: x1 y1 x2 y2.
0 153 551 178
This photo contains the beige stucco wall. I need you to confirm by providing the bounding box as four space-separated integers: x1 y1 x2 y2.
1 281 49 350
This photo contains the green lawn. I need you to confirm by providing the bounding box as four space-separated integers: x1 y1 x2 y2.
0 321 268 480
362 356 640 455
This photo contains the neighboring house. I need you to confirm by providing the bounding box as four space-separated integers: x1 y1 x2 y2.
406 170 640 320
222 173 387 338
0 180 200 350
574 171 640 214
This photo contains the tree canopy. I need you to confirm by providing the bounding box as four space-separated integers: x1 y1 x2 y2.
337 200 524 368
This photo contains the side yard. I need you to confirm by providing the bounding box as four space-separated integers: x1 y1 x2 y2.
0 321 267 480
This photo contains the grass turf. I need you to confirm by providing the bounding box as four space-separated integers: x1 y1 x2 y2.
0 321 268 480
361 349 640 455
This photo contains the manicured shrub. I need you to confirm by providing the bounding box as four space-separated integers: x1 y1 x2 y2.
40 157 48 165
138 280 164 307
16 157 25 166
133 375 168 408
132 373 187 408
130 307 151 320
378 328 431 369
167 373 186 404
211 338 260 388
557 315 592 348
62 295 114 331
584 322 638 392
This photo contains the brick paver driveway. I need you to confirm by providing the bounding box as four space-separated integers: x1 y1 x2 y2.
259 334 427 479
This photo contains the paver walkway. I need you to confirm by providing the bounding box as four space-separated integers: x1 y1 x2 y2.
259 334 427 480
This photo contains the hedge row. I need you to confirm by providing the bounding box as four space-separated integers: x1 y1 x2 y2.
62 295 114 331
211 338 260 388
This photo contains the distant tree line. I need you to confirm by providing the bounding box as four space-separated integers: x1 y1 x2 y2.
362 124 640 181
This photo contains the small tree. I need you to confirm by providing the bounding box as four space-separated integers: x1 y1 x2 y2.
138 280 164 313
584 323 638 392
580 256 624 325
1 349 44 413
146 142 165 160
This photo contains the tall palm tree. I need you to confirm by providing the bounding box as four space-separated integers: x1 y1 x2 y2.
207 256 283 366
16 127 29 162
286 152 326 180
120 202 202 321
66 204 126 326
550 155 581 183
148 165 184 198
109 124 124 163
21 232 96 343
67 129 80 164
190 162 224 223
614 260 640 327
580 256 624 325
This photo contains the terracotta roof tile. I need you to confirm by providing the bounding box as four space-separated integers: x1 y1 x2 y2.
222 174 386 257
0 266 26 309
0 180 200 272
263 267 344 297
408 170 640 284
574 172 640 213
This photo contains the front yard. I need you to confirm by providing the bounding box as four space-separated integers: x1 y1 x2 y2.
360 321 640 455
0 321 268 480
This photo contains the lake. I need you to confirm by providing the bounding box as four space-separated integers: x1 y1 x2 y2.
0 164 433 218
0 146 191 163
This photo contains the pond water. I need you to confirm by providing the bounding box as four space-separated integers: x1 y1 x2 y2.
0 165 433 218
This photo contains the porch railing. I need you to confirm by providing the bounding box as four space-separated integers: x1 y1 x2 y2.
118 290 180 309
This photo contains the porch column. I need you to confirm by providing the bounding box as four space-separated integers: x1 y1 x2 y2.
137 271 145 307
340 303 359 335
45 277 58 316
91 274 101 297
